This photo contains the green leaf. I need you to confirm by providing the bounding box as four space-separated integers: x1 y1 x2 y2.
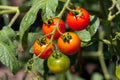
81 41 94 47
41 0 58 20
76 30 91 42
0 41 20 74
75 15 99 47
0 27 17 54
0 27 20 74
76 30 91 47
19 0 43 49
87 15 100 37
33 56 44 75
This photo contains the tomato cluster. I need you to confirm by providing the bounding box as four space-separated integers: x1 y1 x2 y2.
33 8 90 74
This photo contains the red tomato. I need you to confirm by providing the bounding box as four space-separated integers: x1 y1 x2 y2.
42 18 66 40
57 32 81 55
33 37 54 59
66 8 90 31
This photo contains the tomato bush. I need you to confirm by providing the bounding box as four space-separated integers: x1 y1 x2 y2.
0 0 120 80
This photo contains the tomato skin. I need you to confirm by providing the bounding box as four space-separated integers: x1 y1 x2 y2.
47 51 70 74
58 32 80 55
33 37 54 59
66 8 90 31
42 18 66 40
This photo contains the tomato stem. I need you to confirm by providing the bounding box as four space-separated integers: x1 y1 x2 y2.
72 10 82 17
52 51 62 59
37 37 46 46
44 18 53 25
62 32 72 42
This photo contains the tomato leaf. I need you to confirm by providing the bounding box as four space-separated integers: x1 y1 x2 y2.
77 15 99 47
19 0 43 49
0 27 16 54
76 30 91 47
87 15 100 37
76 30 91 42
0 27 20 74
33 56 44 75
41 0 58 20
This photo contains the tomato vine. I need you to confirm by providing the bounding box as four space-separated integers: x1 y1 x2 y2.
0 0 120 80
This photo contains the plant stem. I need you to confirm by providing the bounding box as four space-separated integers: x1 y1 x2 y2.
8 8 20 27
57 0 70 18
1 0 9 25
0 6 20 27
108 0 120 21
98 30 111 80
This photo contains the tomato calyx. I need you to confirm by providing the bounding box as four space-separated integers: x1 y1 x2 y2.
52 50 62 59
62 32 72 42
44 18 53 25
37 37 47 46
72 10 82 17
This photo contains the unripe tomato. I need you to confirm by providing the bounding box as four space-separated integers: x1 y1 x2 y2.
57 32 81 55
42 18 66 40
66 8 90 31
33 37 54 59
116 64 120 79
47 51 70 74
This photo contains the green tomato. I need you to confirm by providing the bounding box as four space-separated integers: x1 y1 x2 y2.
47 51 70 74
116 65 120 79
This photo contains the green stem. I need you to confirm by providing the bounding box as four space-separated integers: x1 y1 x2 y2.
0 6 20 27
98 31 111 80
108 0 120 21
82 51 99 57
0 9 16 14
0 6 17 9
1 0 9 25
57 0 70 18
51 0 70 41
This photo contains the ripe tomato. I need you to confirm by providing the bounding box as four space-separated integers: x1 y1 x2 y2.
33 37 54 59
57 32 80 55
47 51 70 74
66 8 90 31
42 18 66 40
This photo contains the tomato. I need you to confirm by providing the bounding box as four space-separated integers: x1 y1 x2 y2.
42 18 66 40
33 37 54 59
47 51 70 74
66 8 90 31
57 32 80 55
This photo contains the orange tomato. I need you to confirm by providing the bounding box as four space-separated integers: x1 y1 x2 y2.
57 32 81 55
33 37 54 59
